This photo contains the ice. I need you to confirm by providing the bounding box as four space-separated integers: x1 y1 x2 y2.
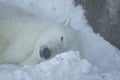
0 0 120 80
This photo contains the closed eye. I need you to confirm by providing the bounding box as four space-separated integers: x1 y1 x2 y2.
60 36 63 42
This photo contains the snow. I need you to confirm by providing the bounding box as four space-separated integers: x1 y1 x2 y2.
0 0 120 80
0 51 91 80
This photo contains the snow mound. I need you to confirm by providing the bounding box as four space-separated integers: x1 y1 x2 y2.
0 51 91 80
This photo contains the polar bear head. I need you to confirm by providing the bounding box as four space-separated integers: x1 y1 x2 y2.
33 23 80 61
19 24 80 65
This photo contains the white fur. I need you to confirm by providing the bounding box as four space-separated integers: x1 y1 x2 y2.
0 2 80 66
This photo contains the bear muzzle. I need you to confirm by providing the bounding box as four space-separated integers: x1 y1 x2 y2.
40 47 51 59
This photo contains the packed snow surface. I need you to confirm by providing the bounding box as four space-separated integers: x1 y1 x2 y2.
0 0 120 80
0 51 91 80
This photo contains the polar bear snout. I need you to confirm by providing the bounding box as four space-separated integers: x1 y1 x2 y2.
40 47 51 59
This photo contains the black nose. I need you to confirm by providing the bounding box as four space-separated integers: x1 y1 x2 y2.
40 47 51 59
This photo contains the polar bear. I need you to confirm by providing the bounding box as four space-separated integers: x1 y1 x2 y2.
0 2 81 66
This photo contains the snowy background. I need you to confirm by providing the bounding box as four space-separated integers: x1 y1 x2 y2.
0 0 120 80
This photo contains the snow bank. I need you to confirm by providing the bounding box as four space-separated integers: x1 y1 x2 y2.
0 51 91 80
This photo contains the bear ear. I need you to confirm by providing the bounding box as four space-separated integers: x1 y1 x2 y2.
60 18 70 26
